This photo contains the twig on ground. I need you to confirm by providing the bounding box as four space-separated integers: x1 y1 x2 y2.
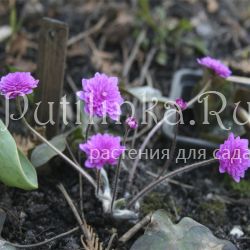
145 170 194 190
65 140 86 220
106 233 117 250
123 30 146 78
139 47 157 85
127 158 217 208
67 17 107 47
57 183 90 241
119 213 152 243
80 225 104 250
127 80 211 190
6 227 79 248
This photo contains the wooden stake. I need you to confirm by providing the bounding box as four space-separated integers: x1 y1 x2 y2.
35 18 68 139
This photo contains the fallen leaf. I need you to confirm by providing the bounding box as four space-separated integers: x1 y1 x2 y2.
229 60 250 74
6 32 30 58
13 134 35 156
206 0 219 13
5 56 37 72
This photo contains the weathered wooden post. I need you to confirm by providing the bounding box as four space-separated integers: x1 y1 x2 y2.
35 17 68 139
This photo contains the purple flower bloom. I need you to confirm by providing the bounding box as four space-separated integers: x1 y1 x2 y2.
77 73 123 121
175 98 187 110
0 72 39 99
197 56 232 78
216 133 250 182
79 133 125 169
126 117 138 129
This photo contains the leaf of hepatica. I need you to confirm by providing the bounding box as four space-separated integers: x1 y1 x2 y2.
30 127 83 168
130 210 237 250
0 120 38 190
125 86 170 103
31 133 67 168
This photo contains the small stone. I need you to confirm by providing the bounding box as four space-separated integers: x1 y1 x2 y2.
230 226 244 238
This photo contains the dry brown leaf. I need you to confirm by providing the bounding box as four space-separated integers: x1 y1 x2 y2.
81 225 104 250
13 134 35 156
90 48 122 75
229 60 250 74
6 32 30 58
104 9 134 43
67 43 89 57
206 0 219 13
5 56 37 72
76 1 103 14
0 1 9 16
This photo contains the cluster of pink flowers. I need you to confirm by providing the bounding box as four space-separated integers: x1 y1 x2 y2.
77 73 126 168
0 72 38 99
79 134 125 169
216 133 250 182
77 73 123 121
197 56 232 78
1 58 249 184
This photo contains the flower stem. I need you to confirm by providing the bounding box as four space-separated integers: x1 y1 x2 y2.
127 79 211 191
127 158 217 208
79 123 92 218
85 123 91 141
96 169 101 196
157 111 179 178
16 97 97 189
110 128 129 213
127 119 164 191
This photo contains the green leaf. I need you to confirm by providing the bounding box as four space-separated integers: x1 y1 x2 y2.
126 86 170 103
31 134 67 168
0 120 38 190
184 38 208 55
156 50 167 65
30 127 84 168
138 0 156 29
130 210 237 250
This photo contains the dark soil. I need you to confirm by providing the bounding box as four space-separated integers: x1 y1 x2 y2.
1 149 250 249
0 0 250 249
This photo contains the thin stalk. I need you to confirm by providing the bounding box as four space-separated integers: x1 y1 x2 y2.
6 227 79 248
96 169 101 196
65 140 85 217
127 119 164 191
57 183 90 241
79 169 84 218
157 111 179 178
110 128 129 213
85 123 91 140
16 97 97 189
127 79 211 191
127 158 216 208
79 123 92 219
187 79 211 107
